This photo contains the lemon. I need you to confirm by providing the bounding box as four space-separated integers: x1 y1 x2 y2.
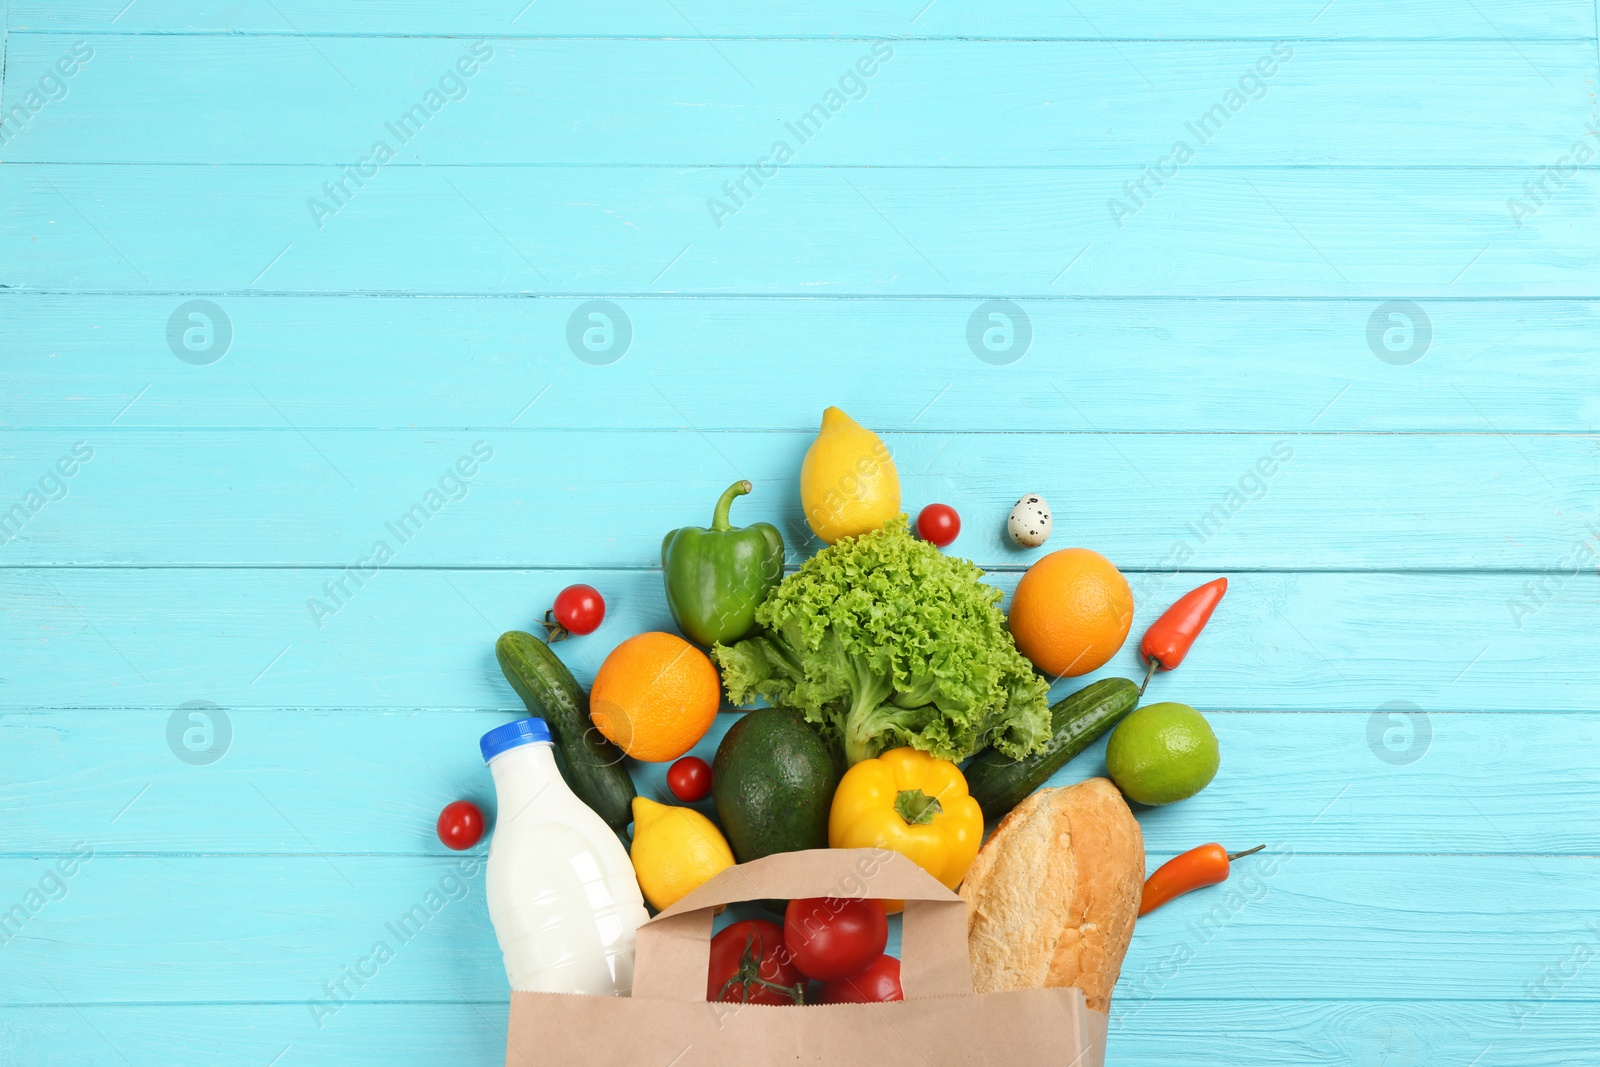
628 796 735 911
800 406 901 544
1105 702 1220 806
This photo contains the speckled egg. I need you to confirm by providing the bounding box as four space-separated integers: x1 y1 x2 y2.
1007 494 1052 547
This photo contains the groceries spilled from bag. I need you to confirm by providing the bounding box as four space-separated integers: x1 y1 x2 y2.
457 407 1257 1061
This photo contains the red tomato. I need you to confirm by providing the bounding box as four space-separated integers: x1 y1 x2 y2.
783 897 888 981
707 920 804 1005
436 800 486 851
667 756 713 802
916 504 961 547
819 954 903 1003
552 584 605 636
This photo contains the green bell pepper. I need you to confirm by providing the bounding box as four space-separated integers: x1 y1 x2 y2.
662 480 785 647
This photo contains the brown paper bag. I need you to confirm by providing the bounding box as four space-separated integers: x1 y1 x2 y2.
503 848 1106 1067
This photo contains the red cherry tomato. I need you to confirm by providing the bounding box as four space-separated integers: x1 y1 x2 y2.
436 800 486 851
707 920 805 1005
547 584 605 640
819 954 903 1003
783 897 888 981
916 504 961 547
667 756 713 802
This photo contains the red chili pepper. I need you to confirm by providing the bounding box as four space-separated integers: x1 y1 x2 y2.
1139 843 1264 916
1140 577 1227 692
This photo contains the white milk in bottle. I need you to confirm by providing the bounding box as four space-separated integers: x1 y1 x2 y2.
480 718 647 995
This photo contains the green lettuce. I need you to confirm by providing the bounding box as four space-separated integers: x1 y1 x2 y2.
712 518 1051 765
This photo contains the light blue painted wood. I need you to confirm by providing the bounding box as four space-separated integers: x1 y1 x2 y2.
3 852 1595 1002
3 568 1595 711
0 0 10 115
4 295 1600 433
3 1001 1594 1067
4 2 1596 1064
5 708 1598 855
4 165 1597 296
5 37 1596 166
2 430 1597 568
9 0 1594 40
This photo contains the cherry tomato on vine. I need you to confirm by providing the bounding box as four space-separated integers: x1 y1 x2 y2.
707 920 805 1005
667 756 713 802
436 800 486 851
783 897 888 981
916 504 961 547
819 954 903 1003
544 584 605 641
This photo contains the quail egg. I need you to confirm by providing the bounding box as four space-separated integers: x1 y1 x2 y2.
1007 494 1052 548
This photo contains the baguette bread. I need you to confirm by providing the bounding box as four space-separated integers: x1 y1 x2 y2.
958 777 1144 1013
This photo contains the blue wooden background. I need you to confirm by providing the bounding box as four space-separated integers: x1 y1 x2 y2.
3 1 1598 1064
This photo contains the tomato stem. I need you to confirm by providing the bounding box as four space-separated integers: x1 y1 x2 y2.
539 610 571 643
716 930 805 1005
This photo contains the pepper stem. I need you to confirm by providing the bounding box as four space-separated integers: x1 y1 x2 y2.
711 480 753 532
1139 657 1159 696
1227 844 1266 862
895 789 943 825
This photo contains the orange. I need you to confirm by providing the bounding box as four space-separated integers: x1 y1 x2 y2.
589 631 721 762
1007 548 1134 679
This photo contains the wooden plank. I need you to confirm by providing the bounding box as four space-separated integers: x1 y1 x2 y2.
0 0 10 122
5 294 1600 433
4 1005 509 1066
2 430 1596 568
2 568 1594 711
6 165 1594 296
8 0 1593 39
1119 1000 1592 1067
2 707 1596 856
2 852 1595 1003
1 1000 1593 1067
5 38 1595 167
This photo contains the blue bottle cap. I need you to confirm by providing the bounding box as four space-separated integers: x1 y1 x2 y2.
480 717 553 762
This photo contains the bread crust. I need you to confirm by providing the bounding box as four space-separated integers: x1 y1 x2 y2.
958 778 1144 1013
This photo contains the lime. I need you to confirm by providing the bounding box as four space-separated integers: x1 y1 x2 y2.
1105 702 1219 805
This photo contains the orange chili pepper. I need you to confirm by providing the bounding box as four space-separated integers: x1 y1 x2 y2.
1138 842 1264 916
1139 577 1227 693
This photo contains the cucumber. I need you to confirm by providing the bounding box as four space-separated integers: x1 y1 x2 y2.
495 630 636 832
964 677 1140 819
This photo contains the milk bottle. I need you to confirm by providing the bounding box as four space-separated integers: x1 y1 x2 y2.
481 718 648 995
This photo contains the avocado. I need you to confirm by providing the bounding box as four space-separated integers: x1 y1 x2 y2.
713 707 839 863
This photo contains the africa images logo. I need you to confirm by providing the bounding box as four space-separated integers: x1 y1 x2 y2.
305 442 494 628
0 42 94 147
706 44 895 229
1106 43 1294 228
306 42 495 230
0 442 95 548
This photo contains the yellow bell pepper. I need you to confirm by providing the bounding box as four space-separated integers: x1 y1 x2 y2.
828 747 984 890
